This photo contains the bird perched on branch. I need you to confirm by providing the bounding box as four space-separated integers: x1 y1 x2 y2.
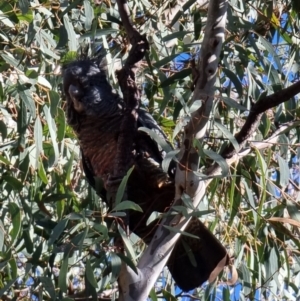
63 58 228 291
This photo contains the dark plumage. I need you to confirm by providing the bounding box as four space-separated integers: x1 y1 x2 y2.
63 59 228 291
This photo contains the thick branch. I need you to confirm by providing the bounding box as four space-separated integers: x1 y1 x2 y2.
119 181 206 301
114 1 228 300
117 1 228 300
188 0 228 140
116 0 139 42
176 0 228 198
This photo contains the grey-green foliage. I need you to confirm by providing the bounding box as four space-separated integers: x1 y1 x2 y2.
0 0 299 300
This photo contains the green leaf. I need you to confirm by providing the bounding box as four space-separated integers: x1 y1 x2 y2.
146 211 162 226
193 10 201 40
138 127 173 153
3 175 23 191
181 239 197 267
91 223 108 240
170 0 197 26
286 201 300 223
32 241 44 265
160 68 192 88
0 155 11 167
223 68 243 97
8 203 21 246
118 224 136 262
58 253 69 293
149 289 158 301
48 219 69 246
153 53 181 69
242 179 257 225
19 0 29 14
162 150 179 173
0 220 4 251
79 28 118 40
181 192 195 210
203 148 229 177
83 0 94 31
259 36 282 73
162 31 193 42
17 95 28 149
8 257 17 279
0 278 18 296
222 286 231 301
163 225 199 239
44 105 58 166
65 151 74 185
116 253 138 274
49 90 60 117
57 107 66 142
259 113 271 138
1 53 23 70
40 277 56 301
215 121 239 153
38 160 48 185
18 85 36 118
0 120 8 140
42 194 72 203
265 245 278 280
110 252 122 284
221 96 247 111
86 259 98 288
18 12 33 23
34 116 43 167
162 289 177 301
277 156 290 187
111 201 143 213
63 15 77 51
239 263 251 295
23 228 33 254
115 166 135 206
25 69 38 79
71 230 87 255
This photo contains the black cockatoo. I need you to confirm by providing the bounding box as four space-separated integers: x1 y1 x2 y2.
63 58 228 291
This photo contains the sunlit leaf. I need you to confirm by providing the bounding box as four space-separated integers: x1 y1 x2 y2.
34 116 43 167
277 155 290 187
8 203 21 246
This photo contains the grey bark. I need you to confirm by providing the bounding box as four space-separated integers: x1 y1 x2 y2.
116 0 229 300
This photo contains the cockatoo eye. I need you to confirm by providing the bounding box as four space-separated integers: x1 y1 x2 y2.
68 84 84 112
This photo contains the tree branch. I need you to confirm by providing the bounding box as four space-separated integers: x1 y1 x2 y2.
222 80 300 159
108 0 149 195
113 0 228 299
114 1 228 300
205 120 300 181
